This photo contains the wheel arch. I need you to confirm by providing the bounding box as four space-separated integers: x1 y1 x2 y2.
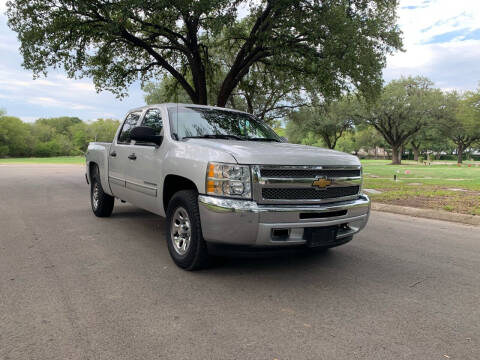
88 161 98 181
163 174 198 214
87 160 113 196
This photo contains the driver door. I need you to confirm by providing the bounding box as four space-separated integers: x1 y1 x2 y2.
124 108 165 214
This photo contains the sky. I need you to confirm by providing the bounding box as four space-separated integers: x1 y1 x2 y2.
1 0 480 122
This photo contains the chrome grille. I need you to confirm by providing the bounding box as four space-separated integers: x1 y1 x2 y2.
252 165 362 204
260 169 361 178
262 186 360 200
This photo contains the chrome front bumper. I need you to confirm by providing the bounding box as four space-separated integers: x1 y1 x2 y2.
198 194 370 247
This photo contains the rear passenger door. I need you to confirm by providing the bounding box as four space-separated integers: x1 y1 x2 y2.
124 108 165 214
108 111 142 201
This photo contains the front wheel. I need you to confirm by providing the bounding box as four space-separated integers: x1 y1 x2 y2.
166 190 210 270
90 166 114 217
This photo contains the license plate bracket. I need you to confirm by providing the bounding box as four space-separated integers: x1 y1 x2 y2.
304 226 338 247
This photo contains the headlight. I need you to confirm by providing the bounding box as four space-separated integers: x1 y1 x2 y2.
206 162 251 199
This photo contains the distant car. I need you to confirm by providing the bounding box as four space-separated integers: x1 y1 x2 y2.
85 104 370 270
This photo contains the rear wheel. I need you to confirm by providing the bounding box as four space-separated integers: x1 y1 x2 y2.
166 190 210 270
90 165 114 217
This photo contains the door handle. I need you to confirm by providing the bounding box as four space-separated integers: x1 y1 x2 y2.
110 151 117 157
128 153 137 160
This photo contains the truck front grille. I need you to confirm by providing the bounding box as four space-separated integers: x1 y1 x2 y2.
252 165 362 204
259 169 361 178
262 186 360 200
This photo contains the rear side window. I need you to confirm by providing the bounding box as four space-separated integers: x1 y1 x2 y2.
117 112 141 144
141 108 163 135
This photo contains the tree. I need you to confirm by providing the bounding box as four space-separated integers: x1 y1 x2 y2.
0 115 33 157
8 0 402 107
356 76 438 165
144 65 307 125
288 97 355 149
437 90 480 164
89 119 120 142
355 126 387 158
69 118 120 152
286 118 308 144
336 132 358 155
35 117 83 135
407 125 446 161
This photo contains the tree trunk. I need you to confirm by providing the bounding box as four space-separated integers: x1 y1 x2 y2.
457 144 464 164
391 146 401 165
412 147 420 162
399 145 404 163
411 141 420 162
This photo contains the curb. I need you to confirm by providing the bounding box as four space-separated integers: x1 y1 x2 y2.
371 203 480 226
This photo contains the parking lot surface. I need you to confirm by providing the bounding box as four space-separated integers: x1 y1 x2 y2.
1 164 479 359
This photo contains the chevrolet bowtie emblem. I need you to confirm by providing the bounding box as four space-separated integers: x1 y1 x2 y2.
312 176 331 189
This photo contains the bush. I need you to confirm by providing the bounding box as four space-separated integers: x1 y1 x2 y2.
34 141 62 157
0 145 9 157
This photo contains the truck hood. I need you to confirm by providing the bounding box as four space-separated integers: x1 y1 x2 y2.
183 139 360 166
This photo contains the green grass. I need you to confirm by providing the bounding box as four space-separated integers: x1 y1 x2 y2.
0 156 85 164
361 159 480 215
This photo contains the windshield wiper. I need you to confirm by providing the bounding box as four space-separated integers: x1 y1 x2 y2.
182 134 246 141
247 138 281 142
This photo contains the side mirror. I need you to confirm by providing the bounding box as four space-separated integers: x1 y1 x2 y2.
130 126 163 146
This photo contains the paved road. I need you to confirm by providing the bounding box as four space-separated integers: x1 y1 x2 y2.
1 164 479 360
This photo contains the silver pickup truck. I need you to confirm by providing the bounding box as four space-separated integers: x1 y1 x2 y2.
86 104 370 270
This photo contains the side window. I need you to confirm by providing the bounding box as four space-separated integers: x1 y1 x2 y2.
141 108 163 135
117 112 141 144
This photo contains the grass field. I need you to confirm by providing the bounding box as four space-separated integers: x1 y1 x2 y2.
1 156 478 215
0 156 85 164
362 160 480 215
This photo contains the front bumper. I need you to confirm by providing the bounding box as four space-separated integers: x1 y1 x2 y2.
198 194 370 247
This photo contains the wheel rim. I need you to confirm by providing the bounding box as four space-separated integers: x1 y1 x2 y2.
170 207 192 256
92 182 100 210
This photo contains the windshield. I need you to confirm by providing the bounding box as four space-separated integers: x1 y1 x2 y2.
168 106 281 141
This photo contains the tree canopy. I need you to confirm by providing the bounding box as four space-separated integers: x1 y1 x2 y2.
436 90 480 163
143 62 306 125
355 76 439 164
287 96 356 149
8 0 402 107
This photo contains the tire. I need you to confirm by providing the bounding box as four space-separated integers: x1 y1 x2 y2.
166 190 210 270
90 165 114 217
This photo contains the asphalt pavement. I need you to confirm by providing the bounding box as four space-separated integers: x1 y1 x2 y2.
0 164 479 360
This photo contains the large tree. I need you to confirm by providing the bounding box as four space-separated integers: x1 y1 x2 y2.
356 76 439 165
287 96 355 149
437 90 480 164
8 0 402 107
143 63 306 125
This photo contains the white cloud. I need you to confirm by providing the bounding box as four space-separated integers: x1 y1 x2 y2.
385 40 480 90
398 0 480 46
27 96 95 110
384 0 480 90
